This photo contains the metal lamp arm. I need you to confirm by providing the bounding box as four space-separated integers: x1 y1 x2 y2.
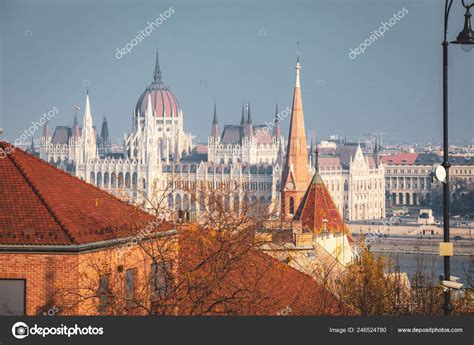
461 0 474 9
445 0 454 42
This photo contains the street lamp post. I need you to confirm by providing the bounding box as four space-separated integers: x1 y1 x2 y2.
441 0 474 315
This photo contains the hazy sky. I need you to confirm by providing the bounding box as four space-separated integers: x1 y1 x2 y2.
1 0 473 145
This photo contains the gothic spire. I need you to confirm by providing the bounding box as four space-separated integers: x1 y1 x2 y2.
210 102 219 140
83 91 93 127
153 47 162 83
247 102 252 124
42 121 51 140
213 102 218 125
280 51 310 219
240 103 246 125
100 116 110 144
72 106 81 138
273 103 281 138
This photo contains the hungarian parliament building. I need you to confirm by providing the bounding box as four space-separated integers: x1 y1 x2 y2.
40 50 385 221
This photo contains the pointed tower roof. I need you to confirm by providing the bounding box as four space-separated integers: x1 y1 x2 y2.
72 109 81 138
273 103 281 138
100 116 110 142
210 102 219 139
212 102 218 125
240 103 246 125
294 171 349 235
245 103 253 138
83 90 93 127
247 102 252 124
281 53 309 194
42 121 52 140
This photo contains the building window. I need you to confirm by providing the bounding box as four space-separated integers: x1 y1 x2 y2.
125 269 136 309
0 279 25 315
98 274 110 314
150 262 170 301
289 197 295 215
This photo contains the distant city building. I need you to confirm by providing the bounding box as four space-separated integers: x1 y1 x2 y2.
316 143 385 221
207 102 285 165
382 152 474 206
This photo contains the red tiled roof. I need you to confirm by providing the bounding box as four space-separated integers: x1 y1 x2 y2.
0 142 164 246
381 153 419 165
294 172 349 235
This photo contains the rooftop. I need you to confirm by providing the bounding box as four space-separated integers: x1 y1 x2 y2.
0 142 168 246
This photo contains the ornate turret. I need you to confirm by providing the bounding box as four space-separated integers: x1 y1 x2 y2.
99 116 111 155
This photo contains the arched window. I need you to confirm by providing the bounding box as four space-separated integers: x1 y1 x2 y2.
118 172 124 188
111 173 116 188
183 194 189 211
175 194 182 211
104 172 110 188
125 172 131 189
96 172 102 187
132 172 137 189
289 197 295 215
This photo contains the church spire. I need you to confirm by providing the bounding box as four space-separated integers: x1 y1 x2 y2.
81 90 97 163
83 91 92 127
212 102 218 124
100 116 110 145
247 102 252 124
240 103 246 125
280 50 310 219
210 102 219 140
273 103 281 138
153 47 162 83
72 107 80 138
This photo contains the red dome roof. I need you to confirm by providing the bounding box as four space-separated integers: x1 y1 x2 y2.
135 50 181 118
135 84 181 118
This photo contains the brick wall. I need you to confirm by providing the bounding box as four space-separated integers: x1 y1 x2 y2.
0 235 177 315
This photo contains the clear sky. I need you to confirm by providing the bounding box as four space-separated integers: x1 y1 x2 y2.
1 0 473 145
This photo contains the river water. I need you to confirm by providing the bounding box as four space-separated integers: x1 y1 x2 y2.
375 252 473 284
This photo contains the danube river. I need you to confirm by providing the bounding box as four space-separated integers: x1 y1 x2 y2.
375 252 473 283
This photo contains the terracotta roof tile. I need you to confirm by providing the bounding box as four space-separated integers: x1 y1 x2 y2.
0 142 161 246
294 172 349 235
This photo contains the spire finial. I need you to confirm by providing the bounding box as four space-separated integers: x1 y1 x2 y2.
213 102 218 124
296 41 300 63
240 103 246 125
295 43 301 88
247 102 252 124
153 46 162 82
314 142 319 172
